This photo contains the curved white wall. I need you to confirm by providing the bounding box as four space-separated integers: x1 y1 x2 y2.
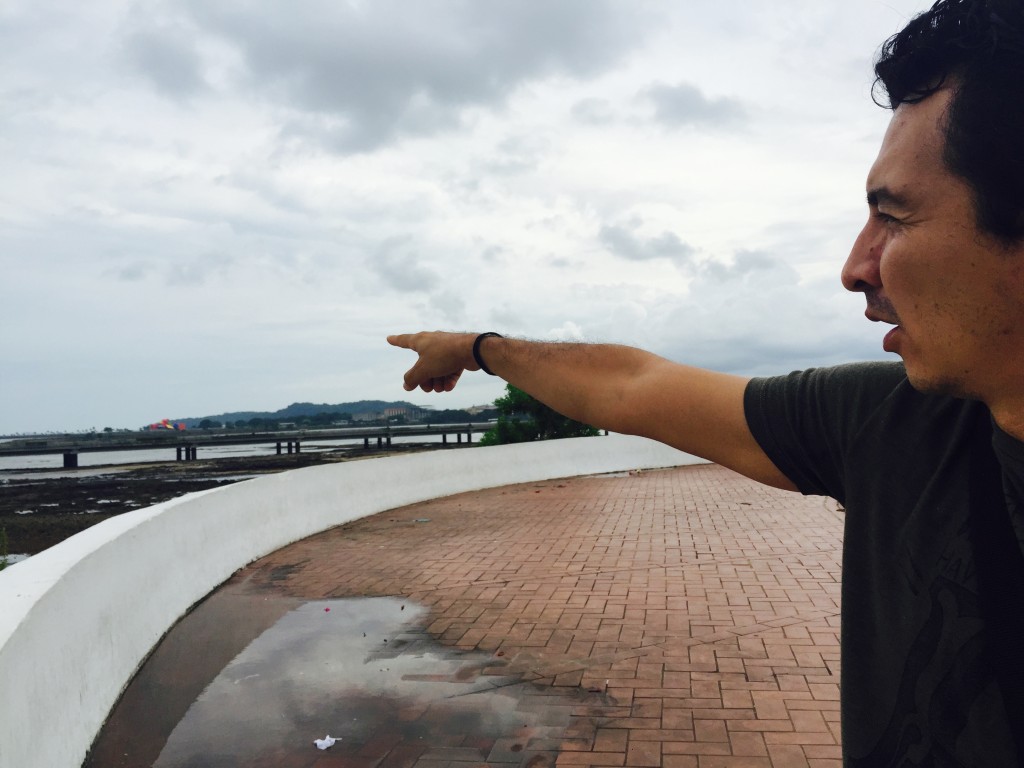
0 435 702 768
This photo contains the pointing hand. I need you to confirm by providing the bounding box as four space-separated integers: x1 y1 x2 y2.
386 332 479 393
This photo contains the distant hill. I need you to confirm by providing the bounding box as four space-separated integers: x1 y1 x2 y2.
176 401 423 428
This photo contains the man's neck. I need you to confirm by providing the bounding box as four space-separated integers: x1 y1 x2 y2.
989 398 1024 442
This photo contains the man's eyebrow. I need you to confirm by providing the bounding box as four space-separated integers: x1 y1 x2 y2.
866 186 909 210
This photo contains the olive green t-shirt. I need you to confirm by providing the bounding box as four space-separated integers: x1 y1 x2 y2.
745 362 1024 766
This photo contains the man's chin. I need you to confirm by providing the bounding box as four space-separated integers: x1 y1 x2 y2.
904 367 981 401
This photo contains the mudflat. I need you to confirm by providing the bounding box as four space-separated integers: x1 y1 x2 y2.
0 445 442 556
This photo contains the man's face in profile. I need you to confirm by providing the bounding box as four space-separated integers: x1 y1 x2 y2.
841 87 1024 403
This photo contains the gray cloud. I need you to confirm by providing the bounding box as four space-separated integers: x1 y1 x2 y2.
700 249 791 282
109 261 155 282
166 252 236 286
122 26 206 98
641 82 746 128
483 134 551 176
428 289 466 323
102 251 240 288
166 0 655 152
599 222 697 265
479 245 505 264
653 256 877 376
0 3 112 106
369 238 440 293
488 303 525 331
571 97 615 125
549 256 578 269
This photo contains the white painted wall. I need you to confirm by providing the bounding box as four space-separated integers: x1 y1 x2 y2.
0 435 702 768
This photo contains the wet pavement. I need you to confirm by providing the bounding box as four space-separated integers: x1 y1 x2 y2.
86 464 844 768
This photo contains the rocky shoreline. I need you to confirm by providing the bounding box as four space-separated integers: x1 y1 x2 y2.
0 444 443 556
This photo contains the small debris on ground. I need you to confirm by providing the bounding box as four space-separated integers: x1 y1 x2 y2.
313 735 337 750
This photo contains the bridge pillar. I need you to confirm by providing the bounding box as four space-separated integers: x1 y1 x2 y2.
176 446 183 462
457 433 462 444
287 441 293 454
294 441 301 454
442 433 448 445
364 437 370 449
63 451 78 469
386 435 391 448
189 446 197 461
276 442 282 455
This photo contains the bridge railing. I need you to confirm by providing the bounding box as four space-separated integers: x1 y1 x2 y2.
0 424 498 468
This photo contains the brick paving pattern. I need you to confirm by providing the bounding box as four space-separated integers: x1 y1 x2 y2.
243 463 844 768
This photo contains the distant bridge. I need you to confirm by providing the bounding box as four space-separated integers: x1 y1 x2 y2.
0 424 495 468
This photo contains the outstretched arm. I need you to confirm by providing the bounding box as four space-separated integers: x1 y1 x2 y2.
387 331 796 491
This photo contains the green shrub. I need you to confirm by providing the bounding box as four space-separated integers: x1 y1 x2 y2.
480 385 600 445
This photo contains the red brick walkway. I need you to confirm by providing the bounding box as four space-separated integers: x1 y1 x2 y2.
243 463 844 767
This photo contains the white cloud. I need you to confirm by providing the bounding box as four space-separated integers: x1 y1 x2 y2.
0 0 931 433
546 321 585 341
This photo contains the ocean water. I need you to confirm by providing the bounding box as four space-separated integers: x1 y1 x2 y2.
0 434 476 472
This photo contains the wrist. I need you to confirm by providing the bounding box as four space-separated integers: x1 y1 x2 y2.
472 332 503 375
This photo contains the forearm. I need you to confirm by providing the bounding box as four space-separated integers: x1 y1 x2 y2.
480 336 761 461
388 330 655 426
475 335 662 432
388 330 795 489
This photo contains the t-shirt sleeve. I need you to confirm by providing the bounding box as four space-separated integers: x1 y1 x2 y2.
744 362 906 501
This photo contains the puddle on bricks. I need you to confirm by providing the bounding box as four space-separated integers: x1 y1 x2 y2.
86 595 601 768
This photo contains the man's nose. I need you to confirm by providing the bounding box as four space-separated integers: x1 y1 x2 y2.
841 224 882 293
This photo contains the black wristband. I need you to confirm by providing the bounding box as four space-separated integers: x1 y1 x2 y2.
472 332 503 376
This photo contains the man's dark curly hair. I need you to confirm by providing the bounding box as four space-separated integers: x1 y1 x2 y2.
874 0 1024 243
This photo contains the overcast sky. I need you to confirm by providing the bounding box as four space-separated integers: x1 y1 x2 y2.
1 0 933 434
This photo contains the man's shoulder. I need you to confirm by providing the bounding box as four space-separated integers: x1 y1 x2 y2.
744 359 984 499
747 360 911 417
816 360 906 378
811 360 913 409
813 361 989 424
780 360 907 388
753 359 985 427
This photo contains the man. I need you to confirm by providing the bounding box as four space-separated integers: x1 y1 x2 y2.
389 0 1024 764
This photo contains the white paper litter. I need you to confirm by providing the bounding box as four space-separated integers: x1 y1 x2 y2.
314 735 338 750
